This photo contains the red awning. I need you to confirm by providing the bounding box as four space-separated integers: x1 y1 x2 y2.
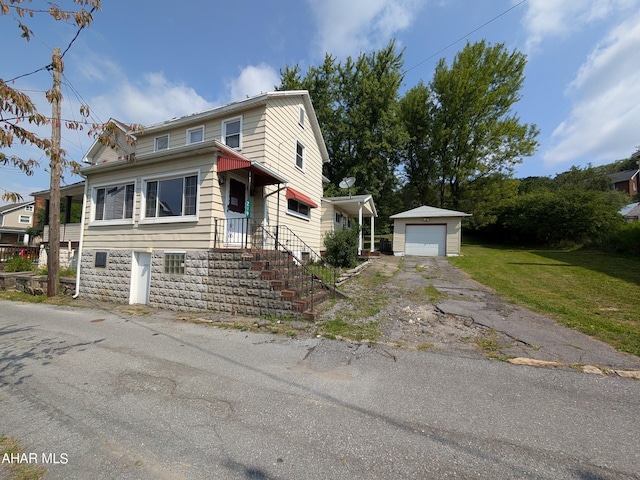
217 155 287 187
218 156 250 172
286 187 318 208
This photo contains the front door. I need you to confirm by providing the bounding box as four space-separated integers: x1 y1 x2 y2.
225 177 248 246
130 252 151 304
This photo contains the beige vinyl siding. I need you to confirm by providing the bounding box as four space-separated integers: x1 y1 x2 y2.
92 142 123 164
82 153 223 251
392 218 463 256
261 96 324 253
1 211 32 229
320 201 335 241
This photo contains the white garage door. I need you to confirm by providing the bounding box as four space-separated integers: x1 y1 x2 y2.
405 225 446 256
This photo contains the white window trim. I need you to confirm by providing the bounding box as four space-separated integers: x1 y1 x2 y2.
140 169 200 225
89 179 137 226
154 134 170 152
222 116 243 150
299 106 305 127
186 125 205 145
18 215 31 224
286 199 312 221
295 140 306 172
24 205 34 212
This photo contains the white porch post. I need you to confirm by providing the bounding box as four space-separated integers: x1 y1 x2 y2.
370 214 374 253
358 203 363 255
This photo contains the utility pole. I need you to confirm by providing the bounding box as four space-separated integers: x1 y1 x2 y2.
47 47 62 297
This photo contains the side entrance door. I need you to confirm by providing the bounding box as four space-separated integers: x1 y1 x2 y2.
130 251 151 304
225 177 249 246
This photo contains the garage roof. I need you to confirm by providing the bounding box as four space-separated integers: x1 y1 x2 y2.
390 205 471 219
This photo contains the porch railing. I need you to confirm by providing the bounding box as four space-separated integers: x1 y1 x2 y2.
0 246 39 263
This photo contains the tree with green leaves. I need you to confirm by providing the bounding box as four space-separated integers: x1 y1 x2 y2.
279 41 406 225
417 40 539 211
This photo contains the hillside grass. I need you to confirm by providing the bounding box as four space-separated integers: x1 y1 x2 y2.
448 243 640 356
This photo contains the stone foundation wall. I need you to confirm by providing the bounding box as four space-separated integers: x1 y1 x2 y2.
149 251 209 311
206 251 293 317
80 249 132 303
77 249 296 316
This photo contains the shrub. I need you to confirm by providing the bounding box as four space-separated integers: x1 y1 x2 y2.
323 226 360 268
5 255 35 272
600 222 640 256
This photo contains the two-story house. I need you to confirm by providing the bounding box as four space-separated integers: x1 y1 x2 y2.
0 201 35 245
76 91 336 315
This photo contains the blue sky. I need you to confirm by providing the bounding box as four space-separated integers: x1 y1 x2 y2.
2 0 640 203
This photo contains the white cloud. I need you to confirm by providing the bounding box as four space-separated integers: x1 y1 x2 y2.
521 0 636 52
307 0 425 58
224 64 280 103
89 72 214 126
542 11 640 166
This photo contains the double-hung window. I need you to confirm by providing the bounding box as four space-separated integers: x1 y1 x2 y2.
154 134 169 151
94 183 135 222
187 125 204 145
143 173 198 221
295 141 305 170
222 117 242 149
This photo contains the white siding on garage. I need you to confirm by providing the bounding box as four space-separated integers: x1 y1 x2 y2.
405 225 447 256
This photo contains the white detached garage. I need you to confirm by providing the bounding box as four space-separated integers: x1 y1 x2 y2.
390 206 471 257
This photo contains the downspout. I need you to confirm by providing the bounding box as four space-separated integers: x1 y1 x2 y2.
73 177 89 299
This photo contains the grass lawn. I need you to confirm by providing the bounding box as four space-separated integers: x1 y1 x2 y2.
449 243 640 357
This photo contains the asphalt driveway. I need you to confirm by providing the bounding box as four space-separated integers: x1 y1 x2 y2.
352 254 640 373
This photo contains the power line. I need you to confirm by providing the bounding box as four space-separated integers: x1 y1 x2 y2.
4 4 98 83
403 0 527 75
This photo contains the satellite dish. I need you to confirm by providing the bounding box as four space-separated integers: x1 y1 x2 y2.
339 177 356 189
339 177 356 198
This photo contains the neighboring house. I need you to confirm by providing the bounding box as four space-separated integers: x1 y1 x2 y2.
75 91 333 315
0 201 35 245
320 195 377 254
608 169 639 196
31 181 86 269
390 206 471 257
620 202 640 223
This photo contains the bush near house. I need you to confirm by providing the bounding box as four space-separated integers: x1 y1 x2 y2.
323 226 360 268
4 256 34 272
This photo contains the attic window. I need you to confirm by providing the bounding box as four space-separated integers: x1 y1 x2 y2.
154 134 169 151
222 117 242 149
187 125 204 144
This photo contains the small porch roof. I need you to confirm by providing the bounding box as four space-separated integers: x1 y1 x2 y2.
321 194 377 217
31 181 85 202
216 143 288 187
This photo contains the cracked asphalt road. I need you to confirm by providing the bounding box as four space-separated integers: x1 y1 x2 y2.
1 299 640 479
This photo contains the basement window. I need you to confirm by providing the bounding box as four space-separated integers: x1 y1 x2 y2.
164 252 185 274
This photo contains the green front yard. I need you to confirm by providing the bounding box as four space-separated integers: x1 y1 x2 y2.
449 243 640 356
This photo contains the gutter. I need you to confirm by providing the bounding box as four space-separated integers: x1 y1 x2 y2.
73 178 89 299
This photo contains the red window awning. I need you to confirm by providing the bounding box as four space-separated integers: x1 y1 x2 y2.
218 156 250 172
286 187 318 208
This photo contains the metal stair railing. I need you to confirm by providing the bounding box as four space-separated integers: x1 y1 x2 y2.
252 223 342 313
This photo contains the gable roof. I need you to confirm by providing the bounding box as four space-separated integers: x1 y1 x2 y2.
0 200 34 215
322 194 377 217
82 118 134 165
136 90 330 164
390 205 471 219
608 169 639 183
620 202 640 216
